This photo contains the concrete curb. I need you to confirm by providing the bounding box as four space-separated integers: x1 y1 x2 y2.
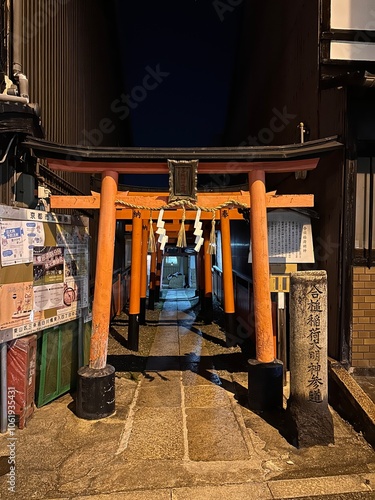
47 472 375 499
328 358 375 449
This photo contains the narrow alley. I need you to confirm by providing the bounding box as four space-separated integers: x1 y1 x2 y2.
1 291 375 499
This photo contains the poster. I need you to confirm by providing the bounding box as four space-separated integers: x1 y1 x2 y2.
64 249 89 278
56 224 89 249
33 246 64 285
33 283 64 311
0 282 42 329
26 221 45 247
0 221 31 266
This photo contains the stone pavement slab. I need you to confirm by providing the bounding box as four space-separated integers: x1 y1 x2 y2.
2 291 375 499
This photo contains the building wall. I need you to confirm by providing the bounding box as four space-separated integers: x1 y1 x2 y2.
352 267 375 369
225 0 320 146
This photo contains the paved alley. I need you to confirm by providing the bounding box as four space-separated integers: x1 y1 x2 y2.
1 290 375 499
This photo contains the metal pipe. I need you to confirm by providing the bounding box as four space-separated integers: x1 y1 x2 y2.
17 72 29 99
368 157 374 268
78 313 84 368
0 134 16 164
0 94 28 103
0 342 8 433
12 0 23 74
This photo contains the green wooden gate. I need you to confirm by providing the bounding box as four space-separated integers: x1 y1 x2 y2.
37 319 91 406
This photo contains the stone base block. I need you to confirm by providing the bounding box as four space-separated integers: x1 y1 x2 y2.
139 297 146 325
76 364 115 420
288 396 334 448
248 359 283 411
224 313 237 347
128 314 139 351
148 290 155 310
204 296 213 324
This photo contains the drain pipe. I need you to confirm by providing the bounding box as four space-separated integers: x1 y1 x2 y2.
0 94 28 103
12 0 23 76
8 0 29 102
0 342 7 433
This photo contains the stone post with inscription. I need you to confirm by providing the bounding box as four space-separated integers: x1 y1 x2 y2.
288 270 334 447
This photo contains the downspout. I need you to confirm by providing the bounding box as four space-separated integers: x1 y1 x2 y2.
12 0 23 76
1 0 29 103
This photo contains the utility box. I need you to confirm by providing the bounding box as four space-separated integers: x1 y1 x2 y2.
7 334 37 429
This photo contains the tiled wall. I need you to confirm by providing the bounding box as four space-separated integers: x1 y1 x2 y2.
352 267 375 368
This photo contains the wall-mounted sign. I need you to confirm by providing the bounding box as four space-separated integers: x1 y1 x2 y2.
248 210 315 264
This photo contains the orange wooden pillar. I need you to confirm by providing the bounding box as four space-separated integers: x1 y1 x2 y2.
197 246 204 308
155 244 162 302
76 170 118 420
203 224 213 324
148 246 157 310
247 170 283 411
128 210 143 351
89 170 118 370
220 209 236 345
139 221 149 325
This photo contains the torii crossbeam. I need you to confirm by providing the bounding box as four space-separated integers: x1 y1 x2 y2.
23 136 342 417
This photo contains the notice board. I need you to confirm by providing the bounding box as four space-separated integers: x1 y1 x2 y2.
0 205 90 343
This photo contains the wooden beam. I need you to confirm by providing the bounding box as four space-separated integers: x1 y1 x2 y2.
117 210 246 221
47 157 319 174
50 192 314 211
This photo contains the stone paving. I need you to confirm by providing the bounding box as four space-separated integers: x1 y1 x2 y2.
1 290 375 499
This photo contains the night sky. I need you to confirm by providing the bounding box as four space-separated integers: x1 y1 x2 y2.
115 0 244 149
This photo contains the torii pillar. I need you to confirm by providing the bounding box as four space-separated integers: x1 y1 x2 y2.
247 170 283 411
220 208 236 346
139 220 149 325
76 170 118 420
203 224 214 324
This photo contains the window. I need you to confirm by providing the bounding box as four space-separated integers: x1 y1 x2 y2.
165 256 178 266
355 157 375 263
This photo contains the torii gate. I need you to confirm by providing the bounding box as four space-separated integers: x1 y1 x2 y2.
24 137 341 418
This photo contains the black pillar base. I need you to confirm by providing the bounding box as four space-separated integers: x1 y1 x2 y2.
224 312 237 347
199 288 205 306
76 364 115 420
139 297 146 325
128 314 139 351
148 290 155 310
204 296 213 324
155 286 160 303
248 359 283 411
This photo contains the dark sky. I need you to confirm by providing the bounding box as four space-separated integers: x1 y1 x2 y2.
115 0 244 149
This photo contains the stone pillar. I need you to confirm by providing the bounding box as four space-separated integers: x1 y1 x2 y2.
288 270 334 447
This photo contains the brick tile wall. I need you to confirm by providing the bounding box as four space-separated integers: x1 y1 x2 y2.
352 267 375 368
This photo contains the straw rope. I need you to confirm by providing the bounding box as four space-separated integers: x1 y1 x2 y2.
115 198 249 213
117 198 248 254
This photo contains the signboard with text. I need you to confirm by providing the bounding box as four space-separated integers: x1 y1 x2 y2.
0 205 89 343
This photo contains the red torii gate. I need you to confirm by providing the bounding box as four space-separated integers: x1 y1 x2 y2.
24 137 341 418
